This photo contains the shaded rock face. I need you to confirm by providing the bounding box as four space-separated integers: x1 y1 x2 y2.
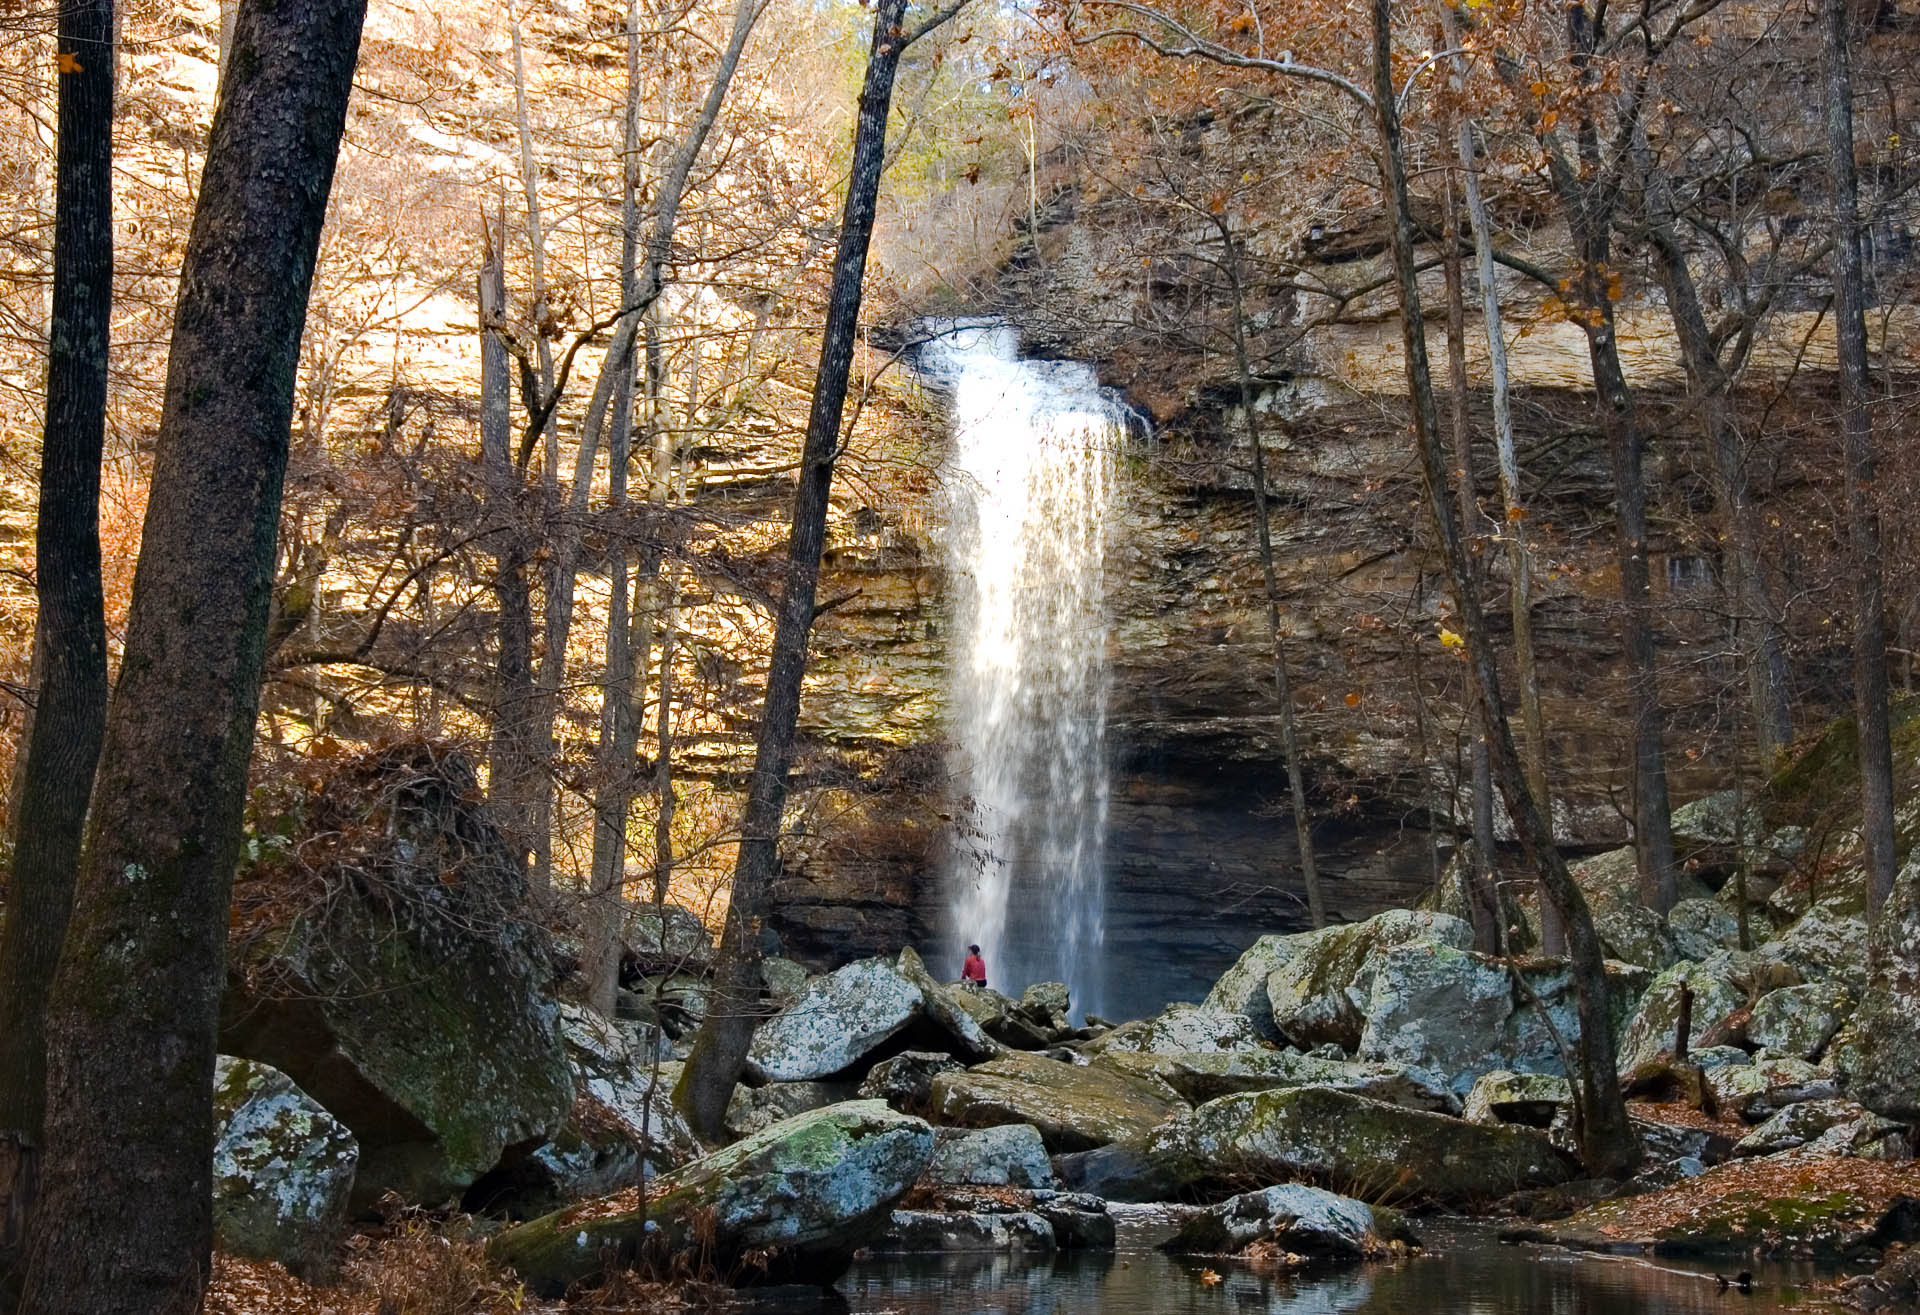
1161 1184 1385 1260
212 1057 358 1282
926 1124 1057 1189
1840 856 1920 1120
221 747 572 1207
875 1210 1056 1253
859 1050 965 1114
490 1101 936 1295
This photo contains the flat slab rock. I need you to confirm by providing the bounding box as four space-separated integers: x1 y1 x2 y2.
1512 1152 1920 1259
927 1050 1185 1153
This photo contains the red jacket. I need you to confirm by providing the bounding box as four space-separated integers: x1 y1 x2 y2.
962 954 986 983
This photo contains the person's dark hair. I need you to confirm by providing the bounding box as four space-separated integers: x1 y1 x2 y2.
968 944 980 954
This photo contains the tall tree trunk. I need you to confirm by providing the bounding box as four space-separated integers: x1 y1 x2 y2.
1822 0 1897 916
1217 220 1325 929
0 0 113 1292
18 0 366 1308
673 0 952 1139
1370 0 1638 1178
1440 164 1499 953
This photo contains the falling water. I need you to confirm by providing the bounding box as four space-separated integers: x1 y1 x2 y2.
921 322 1128 1019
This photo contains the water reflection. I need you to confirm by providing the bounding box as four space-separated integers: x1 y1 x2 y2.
838 1214 1843 1315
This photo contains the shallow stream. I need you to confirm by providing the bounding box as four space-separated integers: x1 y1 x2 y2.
836 1211 1846 1314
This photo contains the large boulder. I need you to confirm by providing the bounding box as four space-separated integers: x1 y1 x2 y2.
1746 982 1851 1061
1593 902 1680 970
927 1051 1185 1152
220 746 572 1206
858 1051 964 1114
1668 899 1742 963
1704 1055 1838 1123
926 1124 1057 1189
1082 1003 1261 1056
1615 952 1768 1073
490 1100 934 1294
1263 910 1475 1050
1147 1087 1572 1205
746 949 991 1083
1091 1048 1454 1112
1161 1184 1389 1260
1203 933 1309 1040
1461 1070 1572 1131
212 1057 358 1281
1733 1099 1904 1158
726 1080 859 1139
1837 856 1920 1120
623 902 714 976
1759 902 1871 993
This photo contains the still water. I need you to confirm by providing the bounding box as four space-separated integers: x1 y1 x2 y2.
838 1211 1845 1315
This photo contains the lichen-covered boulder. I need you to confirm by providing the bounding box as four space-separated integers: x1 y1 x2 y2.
1147 1087 1572 1205
1746 982 1851 1061
926 1124 1056 1189
1668 899 1742 963
927 1051 1185 1153
1355 943 1514 1096
490 1100 934 1294
1091 1048 1455 1112
1733 1099 1901 1157
746 950 990 1083
1462 1070 1572 1130
1704 1055 1837 1123
1203 933 1309 1040
858 1050 963 1114
220 747 573 1207
874 1209 1055 1252
1017 982 1073 1037
1837 856 1920 1120
212 1057 358 1281
1759 902 1870 993
1264 910 1475 1050
726 1080 858 1139
1161 1184 1389 1260
1594 902 1680 969
759 955 811 1003
1083 1003 1261 1056
1615 953 1760 1073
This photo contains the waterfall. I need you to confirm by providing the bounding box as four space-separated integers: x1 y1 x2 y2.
922 322 1127 1019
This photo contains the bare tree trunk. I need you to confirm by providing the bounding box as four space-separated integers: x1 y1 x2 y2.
1822 0 1897 917
1370 0 1637 1178
1216 218 1325 929
0 0 113 1293
653 572 679 904
18 1 366 1307
673 0 962 1139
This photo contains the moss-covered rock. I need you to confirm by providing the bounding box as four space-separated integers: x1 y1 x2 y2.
1747 982 1851 1061
1615 952 1767 1073
1090 1048 1455 1111
1461 1070 1572 1130
1146 1086 1573 1205
212 1056 359 1281
1263 910 1475 1050
1759 902 1871 992
489 1100 934 1294
927 1051 1185 1152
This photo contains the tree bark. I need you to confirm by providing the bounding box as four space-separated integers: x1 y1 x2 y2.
1370 0 1638 1178
0 0 113 1293
1822 0 1897 916
673 0 948 1139
18 0 366 1309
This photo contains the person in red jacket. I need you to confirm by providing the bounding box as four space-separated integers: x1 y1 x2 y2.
961 944 987 990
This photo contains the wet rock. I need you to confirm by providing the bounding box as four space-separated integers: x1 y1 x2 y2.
746 951 990 1083
212 1057 358 1282
927 1050 1185 1153
858 1051 963 1114
727 1081 859 1140
873 1209 1054 1252
1462 1070 1572 1130
1746 982 1851 1061
490 1100 934 1294
1082 1003 1261 1056
1704 1055 1838 1123
1029 1190 1116 1248
1161 1183 1387 1259
1836 855 1920 1120
926 1124 1057 1189
1091 1048 1455 1112
1203 932 1309 1040
1263 910 1475 1050
1733 1099 1900 1157
1667 899 1742 963
1839 1244 1920 1312
1147 1086 1573 1205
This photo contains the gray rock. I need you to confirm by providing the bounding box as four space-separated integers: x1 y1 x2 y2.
1616 953 1759 1073
1203 933 1309 1040
1462 1070 1572 1130
1671 791 1767 850
1689 1045 1753 1070
1733 1099 1886 1156
1355 943 1514 1096
626 903 714 974
1092 1048 1455 1112
1746 982 1851 1061
1029 1190 1116 1248
1083 1003 1261 1056
858 1050 963 1113
874 1209 1055 1252
1802 1116 1912 1160
1017 982 1073 1036
760 956 811 1003
1162 1183 1384 1259
212 1057 358 1282
726 1080 858 1139
1836 854 1920 1120
928 1050 1186 1153
1594 902 1680 969
1668 899 1742 963
927 1124 1057 1189
746 950 990 1083
1704 1055 1838 1122
1759 903 1870 993
1264 910 1476 1050
491 1100 934 1294
1050 1140 1186 1202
